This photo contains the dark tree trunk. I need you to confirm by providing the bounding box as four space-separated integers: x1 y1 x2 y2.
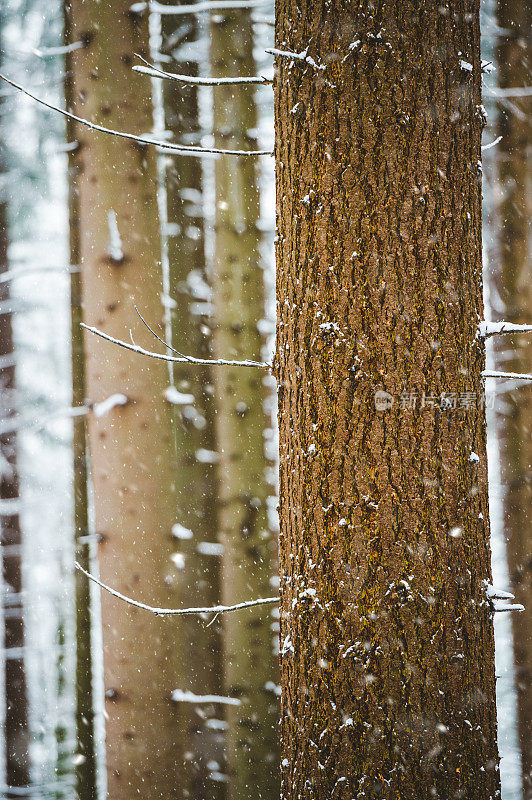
274 2 501 798
159 10 226 798
493 0 532 795
63 4 98 796
0 107 30 793
210 9 279 800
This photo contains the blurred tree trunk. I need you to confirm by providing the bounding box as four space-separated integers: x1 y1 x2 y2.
210 9 279 799
158 10 226 797
274 2 501 798
0 29 30 792
493 1 532 796
65 2 184 797
63 5 97 796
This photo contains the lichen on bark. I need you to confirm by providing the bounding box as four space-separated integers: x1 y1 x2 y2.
274 2 501 798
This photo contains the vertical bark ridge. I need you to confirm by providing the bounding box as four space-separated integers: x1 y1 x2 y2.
275 2 501 798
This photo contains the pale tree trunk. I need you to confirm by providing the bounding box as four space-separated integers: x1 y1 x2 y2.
493 0 532 795
63 6 97 795
65 2 184 797
0 33 30 791
159 10 226 797
210 9 279 799
274 2 501 799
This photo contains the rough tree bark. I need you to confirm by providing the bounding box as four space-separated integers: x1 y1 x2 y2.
65 2 183 797
210 9 279 799
63 6 97 795
274 2 501 798
493 1 532 795
0 29 30 791
159 10 226 797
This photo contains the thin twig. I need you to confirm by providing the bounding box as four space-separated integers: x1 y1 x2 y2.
0 73 271 158
133 305 193 361
81 322 271 369
133 56 271 86
75 561 279 617
483 370 532 381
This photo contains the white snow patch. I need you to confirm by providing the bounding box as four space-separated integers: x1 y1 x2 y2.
92 393 128 418
171 690 240 706
165 386 195 405
172 523 193 540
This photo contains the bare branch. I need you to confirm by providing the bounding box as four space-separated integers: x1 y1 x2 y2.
132 0 269 15
75 561 279 617
81 322 271 369
0 73 271 158
0 264 80 285
134 64 270 86
478 321 532 337
486 86 532 98
134 57 271 86
482 369 532 381
0 406 89 436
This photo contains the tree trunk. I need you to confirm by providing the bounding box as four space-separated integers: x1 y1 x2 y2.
493 1 532 795
0 34 30 790
63 6 97 795
66 2 183 797
210 9 279 799
274 2 501 799
159 10 226 797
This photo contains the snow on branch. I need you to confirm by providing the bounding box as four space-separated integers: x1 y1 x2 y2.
478 321 532 337
33 41 84 57
81 322 271 369
132 0 268 15
0 73 271 158
171 690 241 705
265 47 324 71
481 135 502 151
482 369 532 381
0 264 80 284
486 86 532 98
133 63 272 86
75 562 279 617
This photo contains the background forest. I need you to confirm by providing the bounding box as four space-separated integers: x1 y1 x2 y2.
0 0 529 799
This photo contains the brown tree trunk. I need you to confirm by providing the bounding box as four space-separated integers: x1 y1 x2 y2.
274 2 501 798
63 5 97 796
66 2 183 797
158 10 226 797
210 9 279 799
493 1 532 795
0 40 30 790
